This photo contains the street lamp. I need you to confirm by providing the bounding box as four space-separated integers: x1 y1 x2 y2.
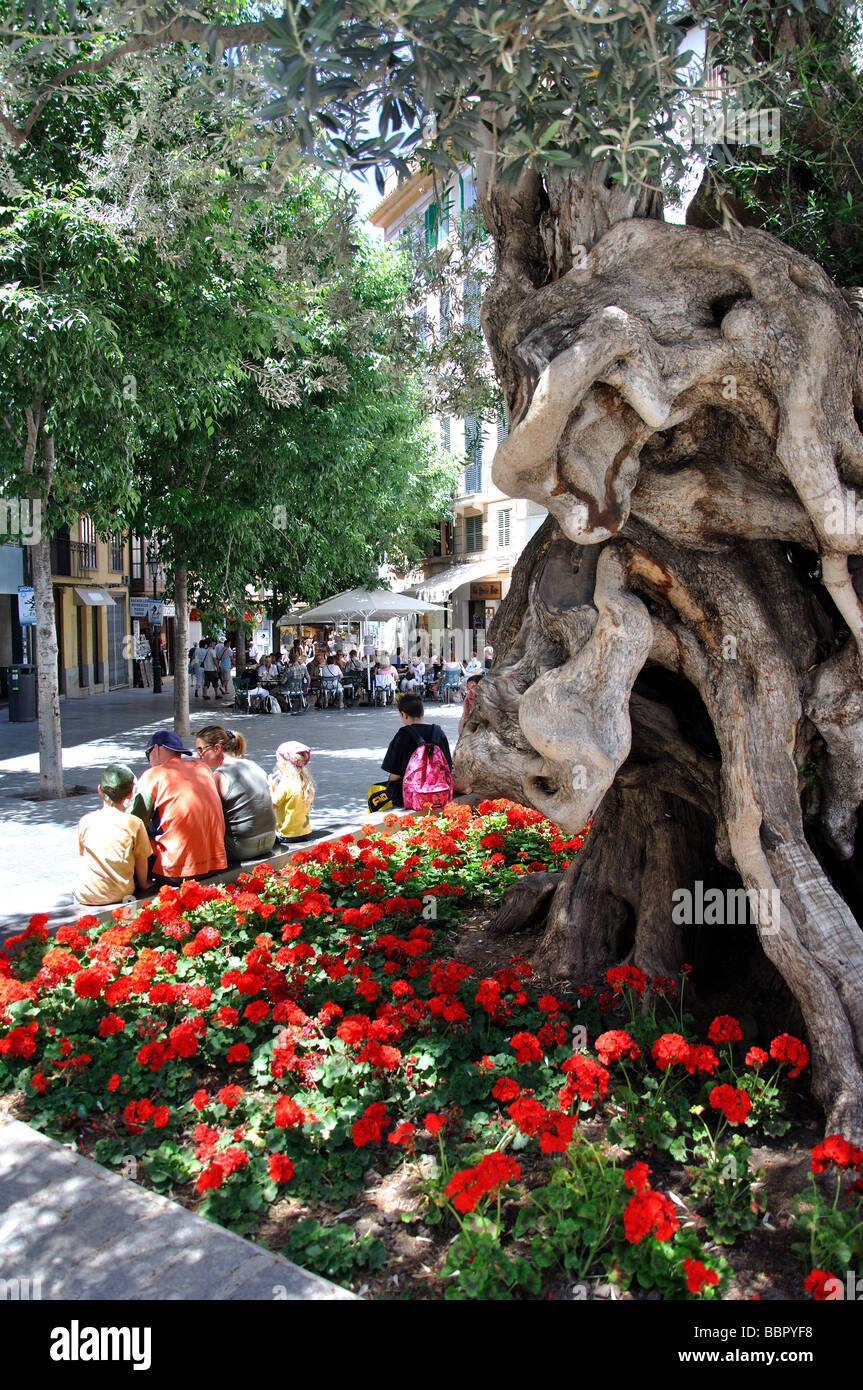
146 539 163 694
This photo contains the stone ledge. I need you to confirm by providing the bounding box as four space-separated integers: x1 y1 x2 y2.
0 1118 356 1302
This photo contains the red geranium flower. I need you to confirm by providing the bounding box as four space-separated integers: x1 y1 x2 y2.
196 1164 225 1192
624 1161 651 1192
273 1095 315 1128
606 964 647 996
595 1030 640 1065
707 1015 743 1044
708 1084 752 1125
623 1189 679 1243
267 1154 295 1183
558 1054 609 1108
168 1021 199 1058
803 1268 840 1300
226 1042 250 1064
388 1122 416 1148
651 1033 691 1070
770 1033 809 1078
424 1113 445 1135
745 1046 769 1070
509 1031 543 1064
810 1135 863 1172
351 1101 390 1147
682 1257 720 1293
97 1017 126 1039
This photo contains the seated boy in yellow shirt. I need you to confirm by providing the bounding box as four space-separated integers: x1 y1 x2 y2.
74 764 152 907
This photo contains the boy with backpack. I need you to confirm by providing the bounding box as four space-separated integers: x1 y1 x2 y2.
381 694 453 810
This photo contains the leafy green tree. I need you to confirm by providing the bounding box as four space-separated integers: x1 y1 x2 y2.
0 195 139 795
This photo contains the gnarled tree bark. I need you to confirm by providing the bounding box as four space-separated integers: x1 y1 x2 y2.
457 193 863 1137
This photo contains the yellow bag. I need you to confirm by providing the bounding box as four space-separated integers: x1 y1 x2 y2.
367 783 394 814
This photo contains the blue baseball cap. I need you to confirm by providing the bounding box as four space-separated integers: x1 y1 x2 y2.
144 730 193 757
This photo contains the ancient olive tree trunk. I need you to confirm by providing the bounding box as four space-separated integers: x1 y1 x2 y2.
456 195 863 1136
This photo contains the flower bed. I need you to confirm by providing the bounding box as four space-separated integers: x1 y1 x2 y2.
1 799 860 1300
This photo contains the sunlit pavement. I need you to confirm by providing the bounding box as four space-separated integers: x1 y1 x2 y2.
0 682 463 936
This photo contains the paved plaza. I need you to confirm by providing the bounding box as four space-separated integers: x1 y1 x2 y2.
0 682 463 937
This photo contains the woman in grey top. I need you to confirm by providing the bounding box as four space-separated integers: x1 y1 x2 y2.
195 725 277 862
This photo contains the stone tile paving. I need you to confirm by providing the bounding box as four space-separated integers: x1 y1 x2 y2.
0 681 463 935
0 1118 355 1300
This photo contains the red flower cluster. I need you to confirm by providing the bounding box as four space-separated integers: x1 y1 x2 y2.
707 1015 743 1044
274 1095 316 1128
509 1031 543 1064
745 1046 768 1070
605 964 647 996
444 1152 521 1213
623 1189 679 1244
0 1021 38 1057
595 1030 640 1065
682 1257 719 1294
651 1033 717 1075
558 1054 609 1108
769 1033 809 1078
810 1134 863 1172
196 1146 249 1192
708 1085 752 1125
623 1161 651 1192
351 1101 390 1147
388 1122 415 1149
651 1033 692 1069
123 1097 170 1132
267 1153 295 1183
803 1268 839 1300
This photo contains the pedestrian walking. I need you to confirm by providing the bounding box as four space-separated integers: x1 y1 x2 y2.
219 644 234 698
201 640 220 700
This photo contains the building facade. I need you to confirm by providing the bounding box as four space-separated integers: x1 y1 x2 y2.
50 518 132 696
369 169 546 661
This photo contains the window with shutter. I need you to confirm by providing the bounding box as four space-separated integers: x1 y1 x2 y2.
464 417 483 493
465 515 484 552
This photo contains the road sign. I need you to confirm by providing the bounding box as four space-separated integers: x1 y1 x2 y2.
17 586 36 626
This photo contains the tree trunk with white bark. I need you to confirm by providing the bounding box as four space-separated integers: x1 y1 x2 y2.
21 412 64 800
173 555 190 738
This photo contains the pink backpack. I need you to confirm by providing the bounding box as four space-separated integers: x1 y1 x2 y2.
402 727 453 811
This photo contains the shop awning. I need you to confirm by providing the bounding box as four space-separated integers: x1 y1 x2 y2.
407 558 506 603
73 588 117 606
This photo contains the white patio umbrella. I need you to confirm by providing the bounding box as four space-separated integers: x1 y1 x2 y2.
277 586 443 687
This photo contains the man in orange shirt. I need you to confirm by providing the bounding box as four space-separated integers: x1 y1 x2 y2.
131 730 227 885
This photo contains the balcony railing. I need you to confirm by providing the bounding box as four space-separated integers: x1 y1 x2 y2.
50 539 98 576
457 466 485 498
